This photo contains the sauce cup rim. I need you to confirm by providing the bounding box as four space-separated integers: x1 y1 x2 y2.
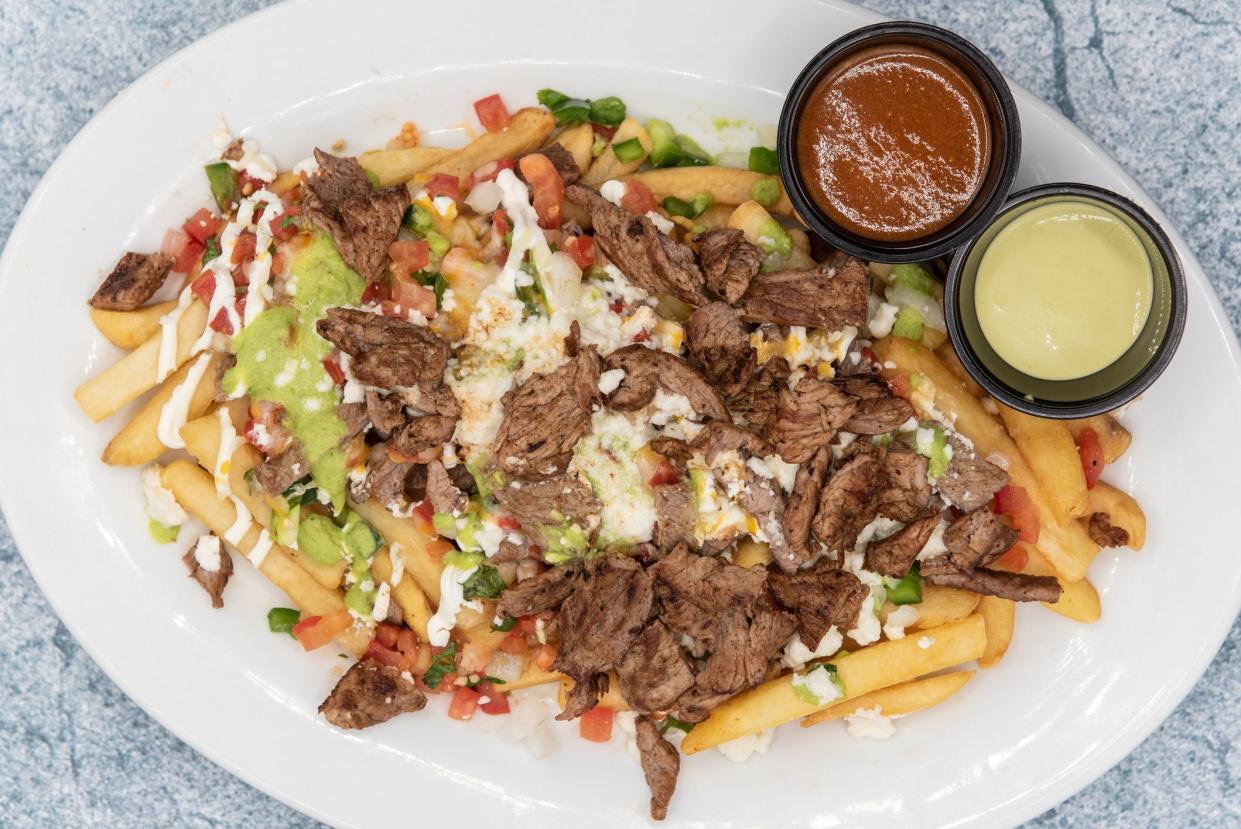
777 20 1022 263
943 182 1188 419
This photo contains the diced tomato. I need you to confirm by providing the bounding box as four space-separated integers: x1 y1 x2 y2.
190 272 216 305
474 94 512 132
161 228 190 260
366 638 407 669
183 208 223 244
447 686 481 721
535 643 558 671
619 179 656 215
361 280 391 305
174 239 205 274
994 485 1040 544
517 153 565 230
993 542 1030 573
496 514 521 531
479 683 511 716
245 400 292 453
1077 428 1105 490
367 623 420 671
647 458 680 487
293 609 353 652
393 275 438 319
270 207 301 242
563 235 595 269
609 299 624 314
492 208 513 237
389 240 430 274
238 171 268 195
425 173 461 204
579 706 614 743
471 157 516 186
888 372 912 400
208 306 233 335
593 124 617 141
234 294 247 320
631 328 651 344
231 232 257 267
322 353 346 386
408 498 435 536
375 623 399 648
500 632 529 655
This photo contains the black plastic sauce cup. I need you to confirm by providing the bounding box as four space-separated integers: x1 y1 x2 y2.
777 21 1022 263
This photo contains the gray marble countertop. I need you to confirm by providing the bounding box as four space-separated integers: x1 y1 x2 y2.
2 0 1238 826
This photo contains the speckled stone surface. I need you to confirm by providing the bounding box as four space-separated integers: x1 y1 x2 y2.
1 0 1238 826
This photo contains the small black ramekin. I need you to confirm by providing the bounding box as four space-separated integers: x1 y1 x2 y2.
944 183 1187 418
777 21 1022 263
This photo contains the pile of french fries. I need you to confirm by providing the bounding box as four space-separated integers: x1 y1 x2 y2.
74 105 1147 756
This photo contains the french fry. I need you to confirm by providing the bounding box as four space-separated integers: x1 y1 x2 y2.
456 604 508 649
75 299 208 422
976 596 1015 668
1021 546 1101 623
179 412 347 590
102 353 220 466
680 615 986 754
874 338 1098 581
880 584 980 630
423 108 556 189
1087 482 1146 550
558 674 630 712
370 544 432 642
733 538 772 569
581 118 652 187
90 300 177 349
358 146 454 187
624 167 794 217
1065 415 1131 463
934 342 987 398
727 201 815 269
349 499 449 605
800 671 974 727
505 663 564 692
998 403 1090 520
547 123 595 177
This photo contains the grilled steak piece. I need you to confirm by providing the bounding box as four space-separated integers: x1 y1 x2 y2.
493 347 601 478
944 509 1019 570
688 421 773 465
401 383 461 418
89 252 174 311
837 376 915 435
736 470 795 574
424 460 467 515
876 444 932 522
650 544 766 649
635 715 680 821
317 308 450 389
681 600 793 721
603 344 729 422
684 302 756 398
696 227 762 303
319 660 427 729
652 481 695 554
253 444 310 496
491 472 599 553
616 620 696 714
920 557 1062 603
365 390 407 440
768 559 868 645
1088 512 1130 548
565 184 707 305
515 144 581 185
812 448 882 552
350 446 415 504
649 435 691 467
737 253 869 330
496 563 577 618
337 401 370 444
765 375 858 463
865 509 944 578
303 148 407 282
727 356 790 432
936 436 1009 512
390 414 456 460
776 447 829 574
182 536 233 609
404 463 428 503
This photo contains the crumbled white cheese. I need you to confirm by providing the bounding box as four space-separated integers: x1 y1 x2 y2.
782 627 843 670
645 210 675 234
599 179 627 206
717 728 774 762
868 301 900 338
597 368 626 395
193 535 222 572
916 519 950 561
791 664 843 706
844 706 896 740
882 605 920 640
141 465 187 527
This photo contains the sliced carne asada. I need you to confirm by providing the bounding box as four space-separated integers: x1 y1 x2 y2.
337 401 370 444
515 143 581 186
253 444 310 496
495 563 577 618
776 446 830 573
401 383 461 418
493 347 601 478
491 472 599 552
649 544 766 648
390 414 456 460
936 436 1009 513
404 462 428 503
182 537 232 609
727 356 790 432
318 660 427 730
635 715 680 821
812 447 883 552
837 376 915 435
649 435 691 468
876 444 932 522
316 308 450 389
445 462 477 495
687 421 773 465
944 509 1019 570
1088 512 1130 548
682 600 794 720
737 253 869 330
350 446 415 504
768 559 869 646
365 390 408 440
684 302 757 398
89 251 174 311
695 227 762 303
565 184 707 305
919 557 1062 603
302 149 407 282
425 460 467 515
865 509 945 578
616 620 697 714
603 345 729 422
652 481 695 554
736 471 796 574
765 375 858 463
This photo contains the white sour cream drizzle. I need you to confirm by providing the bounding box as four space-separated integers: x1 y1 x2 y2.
156 286 195 382
156 352 213 448
214 407 254 546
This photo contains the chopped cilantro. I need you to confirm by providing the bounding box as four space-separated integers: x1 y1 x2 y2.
423 642 457 689
661 716 695 734
462 564 507 600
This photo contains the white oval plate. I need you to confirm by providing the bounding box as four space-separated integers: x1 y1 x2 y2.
2 1 1238 827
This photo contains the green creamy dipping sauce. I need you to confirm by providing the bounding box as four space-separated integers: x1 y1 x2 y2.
222 234 365 511
974 200 1154 381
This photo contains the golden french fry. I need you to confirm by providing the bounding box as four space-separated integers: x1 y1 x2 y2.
423 108 556 189
728 201 815 268
625 167 794 217
370 544 432 642
349 499 448 605
801 671 975 727
558 674 630 712
934 342 987 398
1065 415 1131 463
680 615 986 754
90 300 178 349
998 403 1090 520
102 353 220 466
1021 546 1101 622
581 118 652 187
976 596 1015 668
547 123 595 177
920 326 948 351
505 663 564 692
873 338 1099 581
880 584 980 630
75 300 208 423
454 604 509 649
1087 482 1146 550
733 538 772 569
358 146 454 187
